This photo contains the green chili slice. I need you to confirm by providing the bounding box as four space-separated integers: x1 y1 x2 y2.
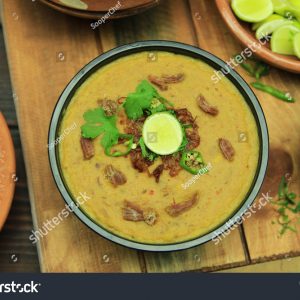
105 134 134 157
180 150 206 175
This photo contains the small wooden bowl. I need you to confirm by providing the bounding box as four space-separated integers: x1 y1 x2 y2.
215 0 300 74
0 112 16 231
39 0 160 20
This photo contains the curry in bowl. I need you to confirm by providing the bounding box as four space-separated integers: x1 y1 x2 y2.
57 49 261 245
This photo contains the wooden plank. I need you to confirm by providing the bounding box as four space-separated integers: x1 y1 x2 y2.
219 256 300 272
1 0 141 272
0 26 17 126
189 0 300 261
99 0 247 272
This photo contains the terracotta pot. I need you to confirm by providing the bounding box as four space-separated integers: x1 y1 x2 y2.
215 0 300 74
0 112 16 231
39 0 160 20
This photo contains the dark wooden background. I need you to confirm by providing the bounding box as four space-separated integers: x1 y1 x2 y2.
0 25 39 272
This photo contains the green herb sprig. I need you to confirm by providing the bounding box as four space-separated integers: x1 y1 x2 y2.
271 176 300 235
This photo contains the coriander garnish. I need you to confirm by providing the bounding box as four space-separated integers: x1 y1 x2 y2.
271 176 300 235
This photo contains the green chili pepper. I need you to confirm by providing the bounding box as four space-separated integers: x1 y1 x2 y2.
105 134 134 157
180 150 206 175
138 137 157 161
240 62 256 76
251 82 295 103
254 62 270 79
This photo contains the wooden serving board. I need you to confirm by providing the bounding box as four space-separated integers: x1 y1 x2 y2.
1 0 299 272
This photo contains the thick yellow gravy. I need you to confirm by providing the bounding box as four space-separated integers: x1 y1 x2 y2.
59 51 259 244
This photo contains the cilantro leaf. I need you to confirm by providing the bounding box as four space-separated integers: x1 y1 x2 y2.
124 80 173 120
81 108 119 148
139 137 157 161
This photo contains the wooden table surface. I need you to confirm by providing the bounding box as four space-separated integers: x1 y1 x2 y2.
0 0 299 272
0 25 39 272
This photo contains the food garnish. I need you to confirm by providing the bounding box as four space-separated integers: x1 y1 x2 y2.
233 54 296 102
98 99 118 116
104 164 127 186
251 82 295 103
80 137 95 160
142 112 183 155
233 54 270 79
179 151 205 175
219 138 235 161
162 154 182 177
271 175 300 235
81 80 210 177
105 134 134 157
197 94 219 116
165 192 199 217
123 80 172 120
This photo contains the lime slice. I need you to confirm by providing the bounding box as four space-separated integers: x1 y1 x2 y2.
291 20 300 29
256 15 291 39
271 24 300 55
142 112 183 155
272 0 288 15
289 0 300 9
252 13 283 31
232 0 273 22
293 32 300 58
272 0 300 21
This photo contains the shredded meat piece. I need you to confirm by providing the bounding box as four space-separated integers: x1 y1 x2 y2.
219 138 235 161
104 164 127 186
162 154 182 177
143 209 158 226
165 192 199 217
186 127 200 150
97 99 118 116
152 164 164 183
197 94 219 116
174 108 200 150
122 201 144 221
117 97 126 104
148 75 168 91
130 149 153 172
148 73 185 91
162 73 185 84
175 108 197 127
124 117 145 142
80 137 94 160
122 201 158 225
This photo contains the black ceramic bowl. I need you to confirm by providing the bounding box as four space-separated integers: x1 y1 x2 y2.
48 40 269 252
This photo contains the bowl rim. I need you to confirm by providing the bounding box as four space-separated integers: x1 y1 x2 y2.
48 40 269 252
